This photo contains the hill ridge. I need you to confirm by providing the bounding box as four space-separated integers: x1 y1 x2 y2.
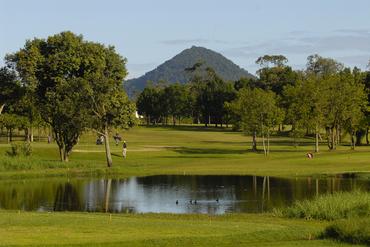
125 46 254 96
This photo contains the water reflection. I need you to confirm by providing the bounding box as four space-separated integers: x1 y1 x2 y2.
0 175 369 214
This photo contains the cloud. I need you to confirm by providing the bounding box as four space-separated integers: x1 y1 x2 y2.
336 55 370 67
218 29 370 73
333 29 370 36
222 29 370 69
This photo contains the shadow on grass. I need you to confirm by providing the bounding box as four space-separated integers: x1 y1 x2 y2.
166 146 303 155
202 140 315 147
167 147 247 155
201 141 247 145
139 124 234 132
111 153 123 158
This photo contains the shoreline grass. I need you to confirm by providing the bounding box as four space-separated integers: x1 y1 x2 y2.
279 191 370 221
322 218 370 245
278 191 370 245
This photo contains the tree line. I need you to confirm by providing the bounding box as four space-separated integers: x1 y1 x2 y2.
136 55 370 154
1 31 370 159
0 31 137 166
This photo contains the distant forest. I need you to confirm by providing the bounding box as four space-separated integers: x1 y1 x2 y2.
136 54 370 153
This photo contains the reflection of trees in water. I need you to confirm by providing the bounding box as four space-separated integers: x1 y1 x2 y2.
0 176 369 213
54 183 82 211
104 179 111 212
0 181 63 210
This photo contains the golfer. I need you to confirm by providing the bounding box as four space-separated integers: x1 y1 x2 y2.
122 141 127 158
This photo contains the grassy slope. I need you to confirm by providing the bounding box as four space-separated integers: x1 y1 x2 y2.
1 126 370 179
0 211 360 247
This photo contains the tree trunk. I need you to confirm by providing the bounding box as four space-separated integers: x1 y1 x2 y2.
30 127 34 142
7 129 10 143
37 126 40 142
366 128 369 145
327 127 334 150
252 131 257 151
331 127 336 150
59 146 65 162
262 131 267 156
64 150 70 162
104 126 113 167
351 131 355 150
9 128 13 143
267 129 270 155
355 130 364 146
336 125 341 145
25 128 29 142
0 104 5 115
315 124 319 153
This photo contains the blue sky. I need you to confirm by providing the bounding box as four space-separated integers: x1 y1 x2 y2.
1 0 370 78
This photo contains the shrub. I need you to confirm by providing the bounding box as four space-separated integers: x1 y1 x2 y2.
6 142 32 157
281 191 370 221
322 218 370 245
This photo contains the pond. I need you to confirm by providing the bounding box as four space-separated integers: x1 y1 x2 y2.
0 175 369 214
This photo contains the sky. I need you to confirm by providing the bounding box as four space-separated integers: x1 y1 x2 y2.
1 0 370 78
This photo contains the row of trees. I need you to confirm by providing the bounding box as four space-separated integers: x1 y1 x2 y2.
137 66 235 127
136 55 370 154
0 31 137 166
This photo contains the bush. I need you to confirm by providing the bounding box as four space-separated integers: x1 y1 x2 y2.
6 142 32 157
322 218 370 245
281 191 370 220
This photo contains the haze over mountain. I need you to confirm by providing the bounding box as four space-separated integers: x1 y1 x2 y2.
124 46 254 96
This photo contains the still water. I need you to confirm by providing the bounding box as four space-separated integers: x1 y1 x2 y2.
0 175 369 214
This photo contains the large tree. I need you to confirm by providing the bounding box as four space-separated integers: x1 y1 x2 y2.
306 54 343 77
8 32 136 164
137 86 164 125
323 69 367 150
0 67 22 115
163 83 192 125
284 75 327 152
83 43 137 167
229 88 284 155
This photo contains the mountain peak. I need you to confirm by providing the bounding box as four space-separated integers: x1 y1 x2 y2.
125 46 254 96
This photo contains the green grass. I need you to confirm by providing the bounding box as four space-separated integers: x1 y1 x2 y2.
0 126 370 179
280 191 370 221
0 211 361 247
322 218 370 245
0 126 369 246
279 191 370 245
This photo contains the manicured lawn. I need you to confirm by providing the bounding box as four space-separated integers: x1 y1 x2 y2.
0 126 369 246
0 126 369 179
0 211 361 247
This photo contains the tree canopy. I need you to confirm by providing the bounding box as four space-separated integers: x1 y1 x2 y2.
6 31 136 164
